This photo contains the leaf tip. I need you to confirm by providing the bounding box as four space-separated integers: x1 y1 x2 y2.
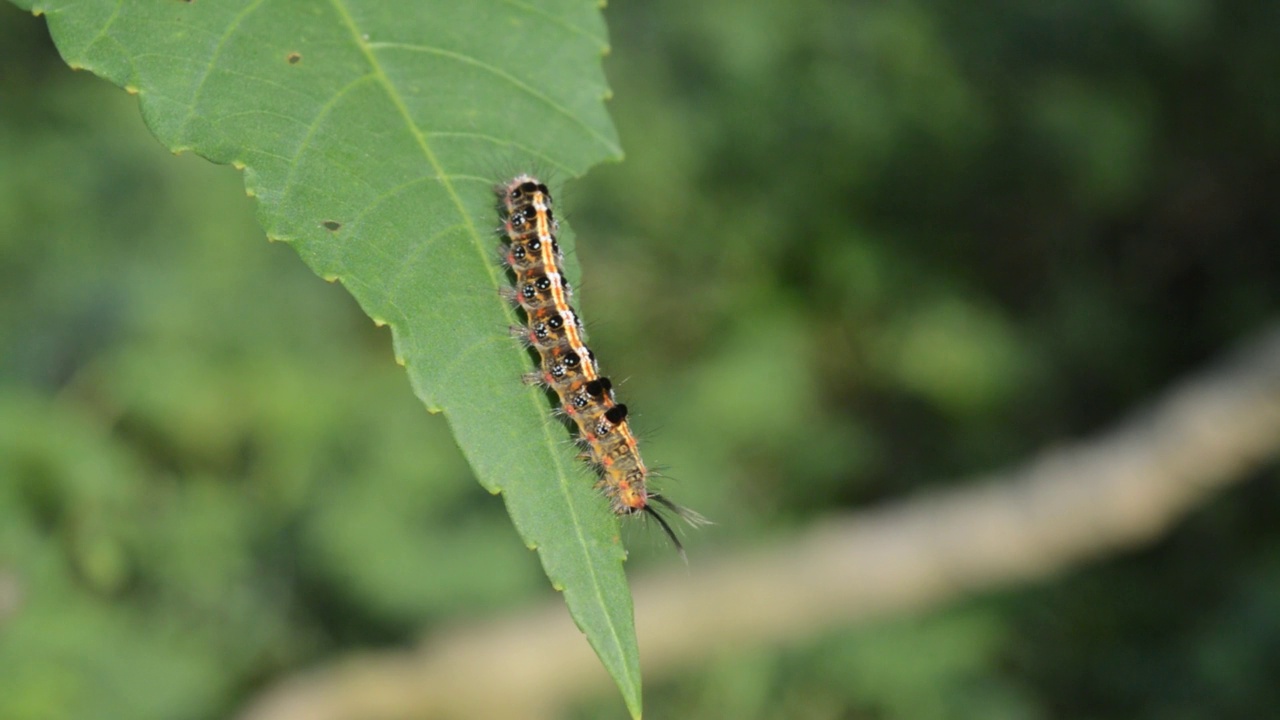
393 354 405 366
371 316 388 328
124 85 140 95
322 274 340 283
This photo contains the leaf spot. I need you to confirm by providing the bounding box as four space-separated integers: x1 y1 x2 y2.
286 52 302 65
321 220 342 232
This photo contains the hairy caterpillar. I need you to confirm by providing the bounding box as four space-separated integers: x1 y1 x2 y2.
496 174 704 554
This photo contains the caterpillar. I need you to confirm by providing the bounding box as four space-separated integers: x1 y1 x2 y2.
496 174 704 555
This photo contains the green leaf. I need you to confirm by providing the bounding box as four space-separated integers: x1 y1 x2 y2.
12 0 640 715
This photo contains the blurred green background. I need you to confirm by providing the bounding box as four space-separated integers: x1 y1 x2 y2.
3 0 1280 718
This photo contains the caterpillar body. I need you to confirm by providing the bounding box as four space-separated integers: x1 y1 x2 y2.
496 174 703 555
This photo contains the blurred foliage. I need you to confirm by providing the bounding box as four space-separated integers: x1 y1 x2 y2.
3 0 1280 719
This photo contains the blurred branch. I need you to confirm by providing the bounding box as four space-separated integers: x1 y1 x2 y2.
239 324 1280 720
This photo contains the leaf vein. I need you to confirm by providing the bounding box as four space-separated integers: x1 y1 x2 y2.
365 40 618 156
176 0 270 144
278 72 380 209
80 0 123 64
498 0 608 52
424 131 574 175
